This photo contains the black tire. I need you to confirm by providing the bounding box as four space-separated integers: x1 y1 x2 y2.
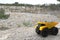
36 26 41 34
36 24 41 34
51 27 58 35
41 28 48 37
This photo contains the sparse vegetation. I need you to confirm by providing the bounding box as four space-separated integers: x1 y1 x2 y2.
0 27 9 30
0 2 33 7
23 21 32 27
17 24 21 27
0 8 10 19
57 0 60 1
0 2 60 11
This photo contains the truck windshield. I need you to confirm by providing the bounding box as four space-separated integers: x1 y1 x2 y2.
38 24 45 26
41 24 45 26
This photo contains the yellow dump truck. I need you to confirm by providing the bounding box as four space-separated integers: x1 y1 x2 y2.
35 22 58 37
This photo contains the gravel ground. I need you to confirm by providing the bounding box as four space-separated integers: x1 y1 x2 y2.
0 12 60 40
0 12 59 28
0 27 60 40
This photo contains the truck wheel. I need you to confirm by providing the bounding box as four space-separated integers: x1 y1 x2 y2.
51 27 58 35
36 26 41 34
41 28 48 37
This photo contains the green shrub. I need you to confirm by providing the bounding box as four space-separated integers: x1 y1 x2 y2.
17 24 21 27
0 27 9 30
23 21 32 27
0 8 10 19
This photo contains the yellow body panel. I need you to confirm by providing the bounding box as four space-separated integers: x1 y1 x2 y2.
39 26 47 31
34 25 38 28
35 22 58 31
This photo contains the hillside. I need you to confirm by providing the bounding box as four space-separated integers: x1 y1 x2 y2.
0 3 60 40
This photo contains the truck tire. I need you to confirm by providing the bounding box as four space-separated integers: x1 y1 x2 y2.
41 28 48 37
51 27 58 35
36 26 41 34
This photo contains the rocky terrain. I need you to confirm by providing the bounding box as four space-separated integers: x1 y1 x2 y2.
0 27 59 40
0 12 59 28
0 12 60 40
